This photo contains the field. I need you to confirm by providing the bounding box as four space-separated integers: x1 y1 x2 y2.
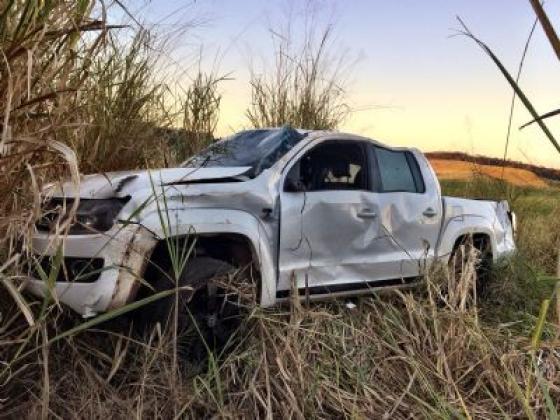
2 1 560 418
430 158 549 188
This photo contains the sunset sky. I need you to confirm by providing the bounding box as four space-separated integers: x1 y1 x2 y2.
125 1 560 168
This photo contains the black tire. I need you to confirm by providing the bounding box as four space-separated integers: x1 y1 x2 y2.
145 256 250 363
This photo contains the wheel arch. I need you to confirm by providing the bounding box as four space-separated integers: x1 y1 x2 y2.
135 207 277 306
451 232 493 257
145 232 258 278
438 216 498 263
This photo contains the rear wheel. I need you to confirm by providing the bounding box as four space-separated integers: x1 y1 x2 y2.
145 256 253 363
449 235 492 298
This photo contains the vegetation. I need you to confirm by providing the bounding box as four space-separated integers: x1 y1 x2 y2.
0 0 102 249
71 30 172 173
246 24 349 130
1 1 560 418
441 178 560 316
176 71 225 162
2 177 559 418
428 152 560 182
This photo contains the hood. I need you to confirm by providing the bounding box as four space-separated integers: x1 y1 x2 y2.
49 166 253 199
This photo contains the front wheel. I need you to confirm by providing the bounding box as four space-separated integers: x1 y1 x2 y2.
146 256 254 363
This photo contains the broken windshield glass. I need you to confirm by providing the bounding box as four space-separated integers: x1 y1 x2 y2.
183 126 306 176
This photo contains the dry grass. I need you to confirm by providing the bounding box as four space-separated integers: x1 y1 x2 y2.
2 178 560 418
246 22 349 130
430 159 549 188
180 72 224 160
0 0 104 250
68 30 172 173
1 254 559 418
0 1 223 250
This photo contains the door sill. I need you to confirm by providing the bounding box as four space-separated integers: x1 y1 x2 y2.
275 276 420 299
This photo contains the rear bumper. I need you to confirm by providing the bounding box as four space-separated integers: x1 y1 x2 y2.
26 224 158 317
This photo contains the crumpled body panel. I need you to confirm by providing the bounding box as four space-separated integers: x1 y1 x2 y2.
29 167 281 316
27 225 157 317
277 147 443 294
438 196 516 261
46 166 253 199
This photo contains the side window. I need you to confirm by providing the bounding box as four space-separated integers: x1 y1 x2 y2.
374 148 425 193
286 141 368 191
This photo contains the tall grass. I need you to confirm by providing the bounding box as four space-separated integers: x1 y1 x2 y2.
0 0 105 246
0 0 224 243
247 23 349 130
458 0 560 337
69 30 172 173
176 71 225 161
2 249 559 417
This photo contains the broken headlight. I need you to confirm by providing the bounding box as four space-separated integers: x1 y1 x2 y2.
37 198 129 234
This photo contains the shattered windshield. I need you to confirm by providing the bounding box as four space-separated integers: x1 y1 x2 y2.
183 126 305 176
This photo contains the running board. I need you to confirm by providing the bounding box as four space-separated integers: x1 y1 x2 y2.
275 276 420 299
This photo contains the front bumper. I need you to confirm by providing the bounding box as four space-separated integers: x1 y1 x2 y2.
26 224 158 317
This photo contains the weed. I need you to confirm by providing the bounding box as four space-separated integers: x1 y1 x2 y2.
246 21 349 130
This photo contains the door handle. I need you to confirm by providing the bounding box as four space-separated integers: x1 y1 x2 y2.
357 209 377 219
423 207 438 218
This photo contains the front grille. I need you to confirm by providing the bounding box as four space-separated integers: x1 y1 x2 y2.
32 257 104 283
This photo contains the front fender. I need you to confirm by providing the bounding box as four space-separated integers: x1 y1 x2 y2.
138 207 277 306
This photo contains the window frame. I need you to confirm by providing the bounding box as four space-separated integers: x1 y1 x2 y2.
283 139 372 193
370 146 426 194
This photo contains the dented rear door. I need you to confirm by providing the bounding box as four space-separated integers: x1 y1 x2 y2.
368 147 443 278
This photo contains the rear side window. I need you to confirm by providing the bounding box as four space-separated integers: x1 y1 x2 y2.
374 148 425 193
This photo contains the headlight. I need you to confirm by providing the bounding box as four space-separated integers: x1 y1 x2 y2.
73 199 129 233
37 198 129 234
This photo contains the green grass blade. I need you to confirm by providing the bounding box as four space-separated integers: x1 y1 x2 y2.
531 299 550 349
520 108 560 130
529 0 560 61
48 286 191 345
457 17 560 155
536 368 559 420
0 277 35 327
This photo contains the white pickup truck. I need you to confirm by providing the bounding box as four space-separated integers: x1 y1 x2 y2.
28 127 516 347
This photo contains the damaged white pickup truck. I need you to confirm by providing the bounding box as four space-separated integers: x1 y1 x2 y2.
27 127 516 347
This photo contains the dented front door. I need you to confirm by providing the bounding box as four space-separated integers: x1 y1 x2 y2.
278 189 390 295
277 140 399 296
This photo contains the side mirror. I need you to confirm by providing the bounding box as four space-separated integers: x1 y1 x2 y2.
284 177 306 192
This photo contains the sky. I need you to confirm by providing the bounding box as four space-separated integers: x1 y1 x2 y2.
122 0 560 168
